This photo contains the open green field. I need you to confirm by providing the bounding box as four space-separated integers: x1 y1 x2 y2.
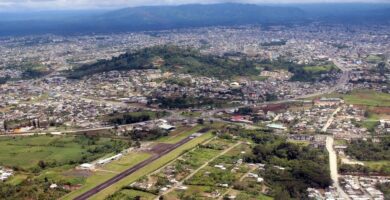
236 192 274 200
363 160 390 172
83 132 214 200
107 189 156 200
6 174 28 186
157 125 205 144
250 75 269 81
334 139 348 146
325 90 390 107
103 152 151 172
181 111 202 118
303 65 335 73
0 135 118 170
287 140 311 147
165 185 227 200
365 54 385 63
360 113 380 132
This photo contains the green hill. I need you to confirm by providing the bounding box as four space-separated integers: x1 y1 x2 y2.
67 45 260 80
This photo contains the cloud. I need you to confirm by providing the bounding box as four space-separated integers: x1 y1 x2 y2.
1 0 389 10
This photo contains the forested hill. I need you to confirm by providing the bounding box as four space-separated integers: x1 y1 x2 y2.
67 46 261 79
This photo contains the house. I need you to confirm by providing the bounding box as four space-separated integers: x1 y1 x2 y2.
214 164 226 170
159 123 175 131
314 97 344 106
231 115 253 124
266 123 287 131
78 163 95 170
97 153 123 165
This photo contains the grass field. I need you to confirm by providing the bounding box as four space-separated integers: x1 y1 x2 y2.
117 189 156 200
6 174 28 186
327 90 390 107
287 140 311 147
181 111 202 118
165 185 227 200
0 135 116 170
334 139 347 146
102 152 151 172
363 160 390 172
84 132 215 200
360 113 380 131
365 54 385 63
156 125 205 144
236 192 274 200
303 65 335 73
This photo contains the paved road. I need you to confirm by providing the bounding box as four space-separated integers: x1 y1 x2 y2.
321 107 341 132
326 136 350 200
74 134 198 200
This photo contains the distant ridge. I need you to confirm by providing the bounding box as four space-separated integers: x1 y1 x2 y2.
96 3 307 30
0 3 389 36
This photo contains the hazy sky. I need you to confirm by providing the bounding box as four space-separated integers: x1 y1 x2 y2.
1 0 389 10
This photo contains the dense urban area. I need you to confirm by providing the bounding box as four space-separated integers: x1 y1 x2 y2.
0 22 389 200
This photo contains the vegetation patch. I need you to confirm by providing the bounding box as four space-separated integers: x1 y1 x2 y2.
104 110 168 125
0 135 129 171
345 137 390 161
258 59 340 82
67 45 261 80
330 90 390 107
106 189 156 200
238 129 331 199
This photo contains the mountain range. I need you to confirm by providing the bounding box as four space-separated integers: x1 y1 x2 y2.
0 3 389 36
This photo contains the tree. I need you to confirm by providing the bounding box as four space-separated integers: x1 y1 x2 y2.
275 189 291 200
377 62 388 73
197 118 204 125
3 121 8 131
38 160 46 169
135 140 141 148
